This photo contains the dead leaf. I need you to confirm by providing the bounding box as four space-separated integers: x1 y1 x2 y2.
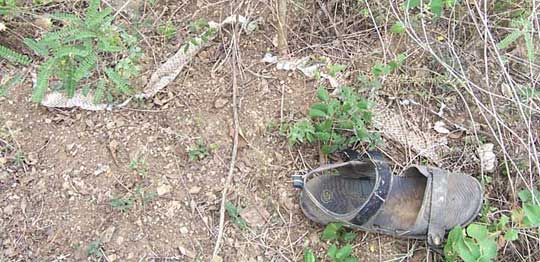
240 206 270 228
433 121 450 134
108 140 119 165
478 143 497 173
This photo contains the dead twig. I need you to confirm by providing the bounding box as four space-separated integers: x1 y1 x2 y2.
212 16 241 260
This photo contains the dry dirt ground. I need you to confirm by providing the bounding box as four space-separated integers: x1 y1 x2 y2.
0 1 480 261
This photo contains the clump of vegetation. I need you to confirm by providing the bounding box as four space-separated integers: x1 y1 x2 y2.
444 188 540 261
225 201 248 230
304 223 359 262
288 86 380 154
157 21 177 40
22 0 143 103
188 140 217 161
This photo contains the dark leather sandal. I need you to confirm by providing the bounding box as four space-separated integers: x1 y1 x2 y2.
294 151 483 246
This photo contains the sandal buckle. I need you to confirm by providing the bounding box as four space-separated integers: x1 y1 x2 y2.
292 174 304 189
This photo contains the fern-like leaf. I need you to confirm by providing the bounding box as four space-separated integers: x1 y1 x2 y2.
62 30 98 42
73 52 97 80
93 79 105 104
105 67 131 94
86 7 113 29
63 67 77 98
32 61 53 102
40 26 79 43
50 12 81 23
0 44 31 65
497 30 522 49
52 46 90 61
23 38 49 56
523 32 535 63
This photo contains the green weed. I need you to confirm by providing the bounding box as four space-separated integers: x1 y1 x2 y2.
129 153 148 177
24 0 143 103
445 188 540 261
188 141 210 161
0 74 22 97
288 86 380 154
304 223 358 262
225 201 248 230
110 197 134 212
86 240 103 258
157 21 177 40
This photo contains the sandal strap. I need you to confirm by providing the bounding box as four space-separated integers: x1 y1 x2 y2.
350 154 392 225
424 166 448 246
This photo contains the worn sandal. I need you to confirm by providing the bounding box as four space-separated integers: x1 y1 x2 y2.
295 151 483 246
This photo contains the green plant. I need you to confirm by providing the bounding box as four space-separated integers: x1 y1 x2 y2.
512 188 540 227
225 201 248 230
288 86 379 154
134 185 158 205
0 45 31 65
24 0 143 103
110 197 134 212
86 240 103 258
327 244 357 262
14 151 25 166
444 224 497 262
0 0 17 15
356 53 406 90
390 21 406 34
0 74 22 96
301 223 359 262
327 63 346 77
304 248 316 262
445 188 540 261
129 153 148 177
496 18 537 63
183 18 216 53
403 0 458 18
157 21 177 40
188 141 209 161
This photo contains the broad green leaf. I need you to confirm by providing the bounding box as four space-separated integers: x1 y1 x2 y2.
317 87 330 101
523 203 540 226
341 231 357 242
518 189 532 202
303 248 316 262
390 21 406 34
343 257 359 262
478 238 497 259
321 223 342 241
497 214 509 230
496 30 522 50
458 238 480 261
309 108 327 118
466 224 488 240
336 244 353 259
431 0 443 17
327 244 338 258
504 228 518 241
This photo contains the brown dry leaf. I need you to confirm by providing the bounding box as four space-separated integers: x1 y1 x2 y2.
108 140 119 165
240 205 270 228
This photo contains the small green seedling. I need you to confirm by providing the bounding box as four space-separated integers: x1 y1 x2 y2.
129 153 148 177
225 201 248 230
158 21 177 40
327 244 358 262
110 197 134 212
188 141 209 161
86 240 103 258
